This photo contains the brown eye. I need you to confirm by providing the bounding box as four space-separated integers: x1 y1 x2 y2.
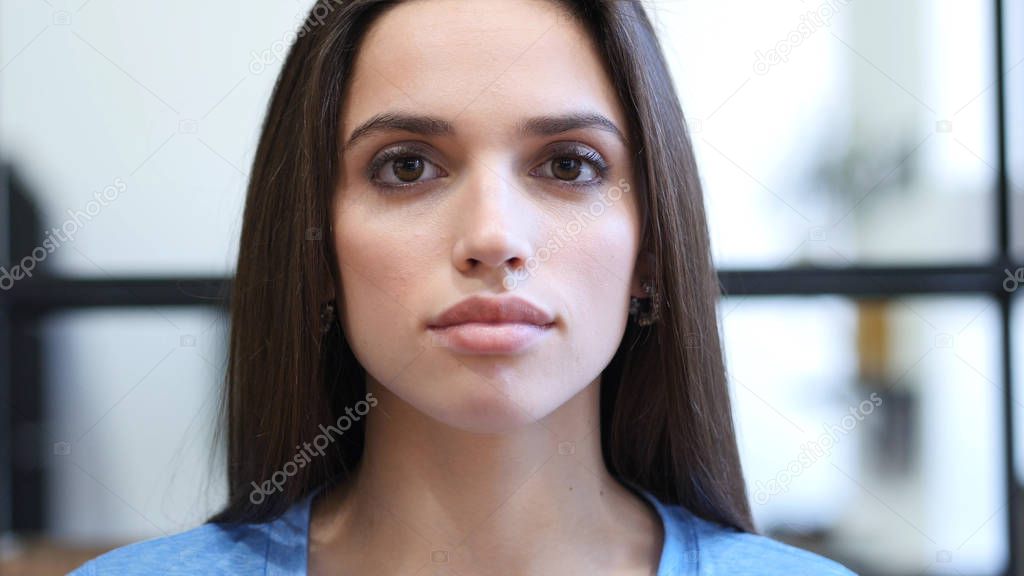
369 148 445 187
393 157 424 182
530 145 608 186
551 158 582 181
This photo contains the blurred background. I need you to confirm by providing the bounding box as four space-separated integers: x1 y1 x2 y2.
0 0 1021 574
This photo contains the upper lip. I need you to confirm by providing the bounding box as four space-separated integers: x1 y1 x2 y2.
427 295 555 328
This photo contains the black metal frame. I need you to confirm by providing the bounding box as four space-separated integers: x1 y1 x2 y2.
0 2 1019 574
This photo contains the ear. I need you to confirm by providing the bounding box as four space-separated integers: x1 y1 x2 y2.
630 249 655 299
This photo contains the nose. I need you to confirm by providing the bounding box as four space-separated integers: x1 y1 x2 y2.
451 163 533 279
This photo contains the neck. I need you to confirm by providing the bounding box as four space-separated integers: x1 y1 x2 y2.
309 377 664 575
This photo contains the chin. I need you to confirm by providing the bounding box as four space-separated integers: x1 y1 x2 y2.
363 343 586 434
427 380 557 434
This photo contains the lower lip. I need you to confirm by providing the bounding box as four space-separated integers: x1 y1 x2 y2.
428 322 554 355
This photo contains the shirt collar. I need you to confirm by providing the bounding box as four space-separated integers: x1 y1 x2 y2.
264 483 698 576
266 486 323 576
636 487 700 576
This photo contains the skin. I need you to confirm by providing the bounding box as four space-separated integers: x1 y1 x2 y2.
311 0 662 573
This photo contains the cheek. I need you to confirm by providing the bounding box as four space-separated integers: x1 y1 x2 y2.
333 213 432 381
555 201 639 325
540 198 639 381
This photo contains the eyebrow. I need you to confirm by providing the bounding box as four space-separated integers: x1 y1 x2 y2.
343 111 629 151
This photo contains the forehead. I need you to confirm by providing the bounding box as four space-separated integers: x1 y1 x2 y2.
341 0 627 142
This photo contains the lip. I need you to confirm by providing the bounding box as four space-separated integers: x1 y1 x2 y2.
427 295 556 355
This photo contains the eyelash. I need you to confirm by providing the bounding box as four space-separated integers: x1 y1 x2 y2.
365 143 612 191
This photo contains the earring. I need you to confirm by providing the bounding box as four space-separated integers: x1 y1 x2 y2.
319 299 337 333
629 280 661 326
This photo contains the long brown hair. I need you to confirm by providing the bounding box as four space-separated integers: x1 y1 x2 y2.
210 0 754 533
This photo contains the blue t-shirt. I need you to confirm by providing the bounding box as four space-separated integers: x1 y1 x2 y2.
70 487 856 575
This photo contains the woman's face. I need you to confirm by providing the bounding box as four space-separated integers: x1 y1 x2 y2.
333 0 642 433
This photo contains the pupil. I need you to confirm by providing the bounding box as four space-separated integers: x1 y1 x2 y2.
553 158 581 180
394 158 424 182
